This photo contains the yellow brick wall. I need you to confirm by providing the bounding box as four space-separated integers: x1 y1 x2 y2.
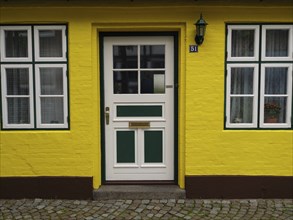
0 5 292 189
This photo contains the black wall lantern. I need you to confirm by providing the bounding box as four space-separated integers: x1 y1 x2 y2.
194 13 208 45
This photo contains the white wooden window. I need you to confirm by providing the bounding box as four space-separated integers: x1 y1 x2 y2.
1 65 34 129
261 25 293 61
226 64 259 128
260 64 292 128
226 24 293 129
34 26 67 62
227 25 259 62
35 64 68 128
0 25 68 129
0 26 32 62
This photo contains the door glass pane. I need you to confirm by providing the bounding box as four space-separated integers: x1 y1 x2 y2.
230 97 253 123
230 67 254 94
264 97 286 123
41 97 64 124
114 71 138 94
40 67 63 95
266 29 289 57
140 45 165 68
7 98 30 124
117 131 135 163
231 30 255 57
265 67 287 95
5 30 28 57
113 46 137 69
144 131 163 163
6 68 29 95
39 30 63 57
141 71 165 94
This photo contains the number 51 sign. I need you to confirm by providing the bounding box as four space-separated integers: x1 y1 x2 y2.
189 45 198 53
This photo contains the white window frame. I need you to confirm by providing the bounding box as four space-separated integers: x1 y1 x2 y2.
261 25 293 61
227 25 260 62
35 64 68 129
226 64 259 128
34 25 67 62
260 63 293 128
0 26 32 62
1 64 34 129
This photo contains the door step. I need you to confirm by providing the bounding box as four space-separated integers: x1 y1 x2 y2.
93 185 186 200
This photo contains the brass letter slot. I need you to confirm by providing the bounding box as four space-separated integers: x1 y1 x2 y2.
129 121 150 129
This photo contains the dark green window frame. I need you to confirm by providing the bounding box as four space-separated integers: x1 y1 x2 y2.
0 24 70 130
225 23 293 130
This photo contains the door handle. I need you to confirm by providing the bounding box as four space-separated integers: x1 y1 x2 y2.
105 107 110 125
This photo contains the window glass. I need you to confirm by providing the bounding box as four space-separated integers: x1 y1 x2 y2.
266 29 289 57
40 67 63 95
41 97 64 124
114 71 138 94
265 67 287 95
141 71 165 94
6 68 29 95
113 46 138 69
5 30 28 57
230 67 254 95
231 30 255 57
264 97 287 124
230 97 253 124
39 30 63 57
140 45 165 68
7 97 30 124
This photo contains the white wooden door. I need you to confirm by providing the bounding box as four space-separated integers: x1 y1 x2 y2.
103 36 174 181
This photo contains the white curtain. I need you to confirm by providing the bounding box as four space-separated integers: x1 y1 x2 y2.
40 67 64 124
230 67 253 123
5 30 28 57
231 30 254 57
266 29 289 57
264 67 287 123
39 30 62 57
6 68 30 124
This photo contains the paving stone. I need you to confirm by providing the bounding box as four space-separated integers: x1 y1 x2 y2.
0 198 292 219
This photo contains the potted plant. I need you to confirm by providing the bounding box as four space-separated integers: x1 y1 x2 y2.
264 102 281 123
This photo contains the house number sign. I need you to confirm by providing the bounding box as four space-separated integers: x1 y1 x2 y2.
189 45 198 53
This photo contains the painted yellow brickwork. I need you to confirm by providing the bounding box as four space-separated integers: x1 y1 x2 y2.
0 3 292 190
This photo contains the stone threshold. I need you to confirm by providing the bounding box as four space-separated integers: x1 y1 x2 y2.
93 185 186 200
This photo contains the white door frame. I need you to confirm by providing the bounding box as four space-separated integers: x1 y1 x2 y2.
100 33 178 183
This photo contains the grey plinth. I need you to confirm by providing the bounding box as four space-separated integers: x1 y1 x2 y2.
93 185 186 200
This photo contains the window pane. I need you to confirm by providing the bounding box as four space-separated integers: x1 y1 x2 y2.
7 97 30 124
6 68 29 95
266 29 289 57
231 30 255 57
264 97 286 123
5 30 28 57
265 67 287 95
140 45 165 68
39 30 63 57
230 97 253 123
230 67 254 94
114 71 138 94
113 46 137 69
40 67 63 95
141 71 165 94
41 97 64 124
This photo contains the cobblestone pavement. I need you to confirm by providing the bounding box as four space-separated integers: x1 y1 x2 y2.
0 199 292 220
